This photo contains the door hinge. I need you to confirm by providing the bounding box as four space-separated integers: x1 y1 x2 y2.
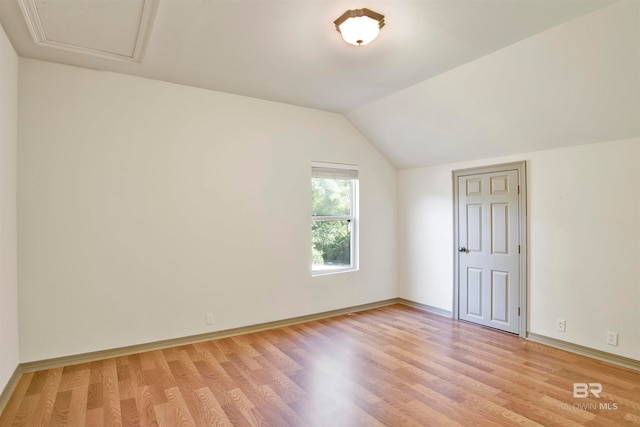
518 185 520 194
518 245 521 254
518 307 521 316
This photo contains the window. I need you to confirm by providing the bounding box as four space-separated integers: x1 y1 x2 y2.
311 162 358 274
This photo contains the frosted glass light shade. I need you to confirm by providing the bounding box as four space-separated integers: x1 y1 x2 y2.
334 8 385 46
338 15 379 46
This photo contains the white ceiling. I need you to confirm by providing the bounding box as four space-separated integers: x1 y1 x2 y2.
348 0 640 168
0 0 637 169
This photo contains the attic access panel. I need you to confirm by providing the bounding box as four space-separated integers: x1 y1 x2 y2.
18 0 158 62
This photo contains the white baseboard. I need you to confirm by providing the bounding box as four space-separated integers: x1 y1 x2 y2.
1 298 403 417
527 332 640 371
18 298 402 373
397 298 453 318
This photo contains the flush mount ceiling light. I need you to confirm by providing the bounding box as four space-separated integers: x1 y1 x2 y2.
334 8 385 46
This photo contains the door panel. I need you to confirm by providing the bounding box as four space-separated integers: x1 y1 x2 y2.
491 271 509 323
467 204 482 252
491 203 508 254
466 267 483 317
458 170 520 333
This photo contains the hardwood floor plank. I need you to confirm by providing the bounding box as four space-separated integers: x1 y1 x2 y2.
250 334 303 374
169 361 214 425
84 407 103 427
102 358 122 426
192 357 234 394
0 372 34 426
49 390 72 426
8 394 38 426
134 386 158 427
2 304 639 426
31 368 63 425
406 399 465 427
624 412 640 423
138 351 156 371
253 360 305 404
116 362 134 402
119 397 140 427
411 383 497 425
24 370 48 397
164 386 196 427
226 388 269 426
191 387 233 426
64 369 90 427
86 362 103 412
215 393 252 426
152 350 177 392
142 369 169 406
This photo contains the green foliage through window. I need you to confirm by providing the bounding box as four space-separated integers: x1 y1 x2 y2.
312 220 351 267
311 170 357 273
312 178 351 217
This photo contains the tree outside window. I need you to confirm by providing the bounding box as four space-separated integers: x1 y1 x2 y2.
311 164 358 274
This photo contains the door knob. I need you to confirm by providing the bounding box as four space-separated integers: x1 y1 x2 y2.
458 247 467 253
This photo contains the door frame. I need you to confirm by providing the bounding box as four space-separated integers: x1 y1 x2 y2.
452 161 528 338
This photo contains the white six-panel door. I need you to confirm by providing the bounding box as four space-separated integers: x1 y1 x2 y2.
458 169 520 333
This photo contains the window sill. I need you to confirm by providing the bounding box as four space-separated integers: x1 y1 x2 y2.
312 266 358 276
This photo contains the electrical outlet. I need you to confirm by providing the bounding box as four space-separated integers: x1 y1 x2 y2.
607 331 618 346
556 319 566 332
419 288 424 299
206 313 214 325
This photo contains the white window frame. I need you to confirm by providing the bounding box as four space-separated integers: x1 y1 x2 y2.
311 162 359 276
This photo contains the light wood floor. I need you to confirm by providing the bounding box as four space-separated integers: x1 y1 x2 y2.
1 304 639 426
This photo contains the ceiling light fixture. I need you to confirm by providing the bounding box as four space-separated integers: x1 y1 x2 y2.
334 8 385 46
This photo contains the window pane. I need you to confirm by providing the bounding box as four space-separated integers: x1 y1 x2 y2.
312 220 351 270
311 177 352 217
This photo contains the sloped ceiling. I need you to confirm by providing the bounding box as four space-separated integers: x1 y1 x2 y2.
347 0 640 168
0 0 637 169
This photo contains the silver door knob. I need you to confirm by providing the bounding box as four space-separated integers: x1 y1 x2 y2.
458 247 467 253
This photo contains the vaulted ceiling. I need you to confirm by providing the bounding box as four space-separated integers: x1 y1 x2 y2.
0 0 637 169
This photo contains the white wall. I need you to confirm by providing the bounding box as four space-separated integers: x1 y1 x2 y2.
18 59 397 362
399 138 640 360
0 24 19 391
